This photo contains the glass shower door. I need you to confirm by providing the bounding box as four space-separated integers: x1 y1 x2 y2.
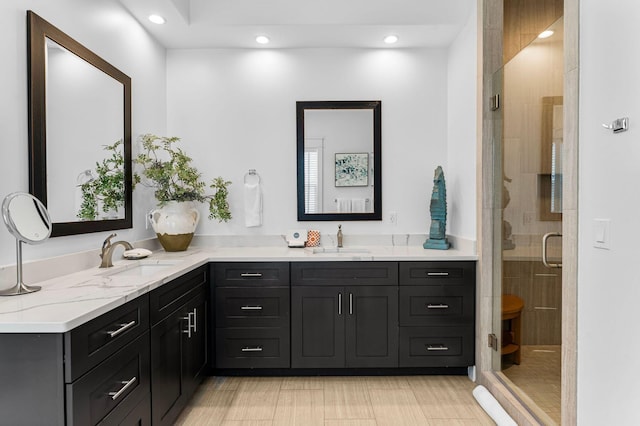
492 17 564 425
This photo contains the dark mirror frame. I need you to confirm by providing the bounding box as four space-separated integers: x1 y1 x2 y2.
27 10 132 237
296 100 382 221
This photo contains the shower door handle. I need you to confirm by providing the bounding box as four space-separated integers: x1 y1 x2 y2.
542 232 562 268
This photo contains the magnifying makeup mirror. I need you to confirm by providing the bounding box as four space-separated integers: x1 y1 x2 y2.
0 192 52 296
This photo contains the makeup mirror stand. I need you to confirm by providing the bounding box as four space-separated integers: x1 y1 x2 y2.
0 239 40 296
0 192 52 296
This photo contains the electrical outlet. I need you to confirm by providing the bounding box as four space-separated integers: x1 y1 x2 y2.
389 212 397 224
523 212 533 225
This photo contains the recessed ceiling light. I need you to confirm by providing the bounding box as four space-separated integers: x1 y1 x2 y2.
148 14 166 25
256 35 270 45
538 30 554 39
384 35 399 44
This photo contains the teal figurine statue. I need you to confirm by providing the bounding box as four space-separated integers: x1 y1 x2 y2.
424 166 450 250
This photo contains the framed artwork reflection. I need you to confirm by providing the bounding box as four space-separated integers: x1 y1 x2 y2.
335 153 369 187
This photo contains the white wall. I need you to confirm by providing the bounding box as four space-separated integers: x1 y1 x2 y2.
0 0 165 267
446 3 478 242
578 1 640 424
166 47 458 237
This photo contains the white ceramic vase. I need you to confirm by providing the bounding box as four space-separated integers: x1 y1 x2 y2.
148 201 200 251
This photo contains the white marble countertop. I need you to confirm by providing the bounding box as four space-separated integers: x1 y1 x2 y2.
0 244 477 334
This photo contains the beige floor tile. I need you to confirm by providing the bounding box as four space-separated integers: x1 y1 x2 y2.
273 389 324 426
179 376 497 426
323 378 374 420
200 376 243 391
324 420 377 426
368 389 428 426
363 375 411 390
236 377 284 391
281 376 325 390
224 380 281 421
175 390 236 425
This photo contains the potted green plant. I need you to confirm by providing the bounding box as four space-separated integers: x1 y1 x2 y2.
134 134 232 251
77 140 126 220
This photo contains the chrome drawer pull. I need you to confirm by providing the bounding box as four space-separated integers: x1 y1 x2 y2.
240 273 263 277
241 305 263 311
241 346 263 352
181 312 193 338
426 345 449 351
107 320 136 338
108 376 137 400
192 308 197 333
338 293 342 315
426 304 449 309
427 272 449 277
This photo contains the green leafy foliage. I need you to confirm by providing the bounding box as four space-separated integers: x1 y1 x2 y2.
77 140 125 220
134 134 232 222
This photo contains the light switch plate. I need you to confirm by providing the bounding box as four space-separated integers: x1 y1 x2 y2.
593 219 611 249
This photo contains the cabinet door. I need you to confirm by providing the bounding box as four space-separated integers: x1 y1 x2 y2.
345 286 398 368
291 286 345 368
183 291 208 397
150 306 189 426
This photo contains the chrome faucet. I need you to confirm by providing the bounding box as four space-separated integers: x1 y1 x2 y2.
99 233 134 268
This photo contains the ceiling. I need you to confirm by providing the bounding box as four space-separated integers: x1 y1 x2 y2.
118 0 475 49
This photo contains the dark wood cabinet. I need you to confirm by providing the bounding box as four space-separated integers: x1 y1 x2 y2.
149 266 208 426
291 286 344 368
213 262 290 369
291 262 398 369
398 261 475 367
291 285 398 369
0 296 151 426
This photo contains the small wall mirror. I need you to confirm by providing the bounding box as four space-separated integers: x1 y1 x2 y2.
297 101 382 221
27 11 132 237
0 192 52 296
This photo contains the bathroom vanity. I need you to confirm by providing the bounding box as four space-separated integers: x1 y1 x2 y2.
0 245 476 425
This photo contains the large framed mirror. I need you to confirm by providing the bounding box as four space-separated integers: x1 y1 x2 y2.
297 101 382 221
27 11 132 237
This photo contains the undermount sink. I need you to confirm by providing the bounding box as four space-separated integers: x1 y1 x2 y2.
102 260 183 277
310 247 371 254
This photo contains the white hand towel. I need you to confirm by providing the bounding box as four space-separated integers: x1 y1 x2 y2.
337 198 352 213
352 198 366 213
244 182 262 227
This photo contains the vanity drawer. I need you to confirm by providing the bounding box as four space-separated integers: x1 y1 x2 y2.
150 266 207 324
213 262 289 287
64 295 149 382
399 261 475 286
66 331 150 425
216 328 290 368
399 285 474 326
291 262 398 286
399 326 474 367
216 287 289 328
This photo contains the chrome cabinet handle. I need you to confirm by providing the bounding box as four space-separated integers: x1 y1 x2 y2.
107 320 136 338
542 232 562 268
241 346 263 352
240 272 263 277
241 305 263 311
349 293 353 315
427 272 449 277
192 308 197 333
108 376 137 400
338 293 342 315
426 304 449 309
181 312 193 338
426 345 449 351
